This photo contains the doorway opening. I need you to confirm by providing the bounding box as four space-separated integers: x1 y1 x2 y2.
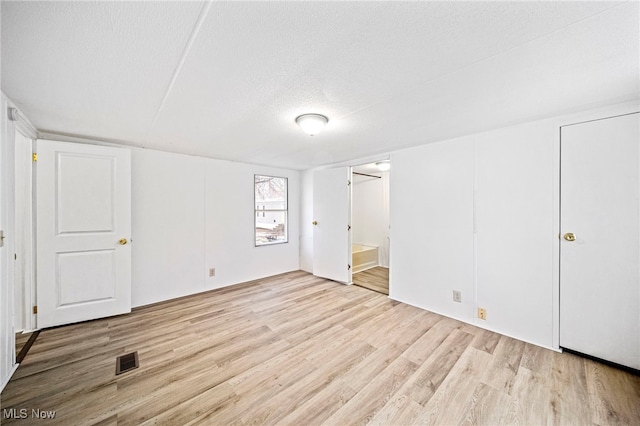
351 161 390 295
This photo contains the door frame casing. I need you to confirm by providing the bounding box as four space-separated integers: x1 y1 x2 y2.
14 130 37 332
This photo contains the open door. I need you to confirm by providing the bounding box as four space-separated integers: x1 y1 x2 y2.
313 167 352 284
36 140 131 328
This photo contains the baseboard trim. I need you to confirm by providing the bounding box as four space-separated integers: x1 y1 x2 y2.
1 364 19 393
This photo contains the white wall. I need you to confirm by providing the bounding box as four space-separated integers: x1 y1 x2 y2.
352 172 389 267
474 122 555 347
389 103 638 350
299 170 314 273
131 149 206 306
391 139 476 323
131 148 299 307
390 121 556 348
301 101 638 351
204 158 299 288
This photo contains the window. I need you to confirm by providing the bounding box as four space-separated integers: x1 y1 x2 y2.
254 175 288 246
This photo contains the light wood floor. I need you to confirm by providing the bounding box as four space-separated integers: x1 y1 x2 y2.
2 271 639 425
353 266 389 295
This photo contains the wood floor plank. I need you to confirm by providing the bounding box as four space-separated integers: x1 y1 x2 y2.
277 376 357 425
369 392 424 426
241 343 377 425
459 382 512 426
2 270 639 425
322 355 419 425
402 315 465 365
502 367 554 425
412 345 494 424
137 382 237 426
353 266 389 295
585 357 640 426
481 335 526 395
549 349 592 425
397 329 475 406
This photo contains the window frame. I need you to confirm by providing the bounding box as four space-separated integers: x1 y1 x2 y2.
254 174 289 247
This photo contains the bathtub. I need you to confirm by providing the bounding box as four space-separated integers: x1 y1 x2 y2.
352 244 379 273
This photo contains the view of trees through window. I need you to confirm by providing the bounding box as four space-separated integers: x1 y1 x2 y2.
255 175 288 246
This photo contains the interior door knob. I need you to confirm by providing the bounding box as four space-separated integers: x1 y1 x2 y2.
563 233 576 242
312 221 318 226
119 238 128 245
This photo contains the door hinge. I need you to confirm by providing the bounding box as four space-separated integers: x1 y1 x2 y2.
32 153 38 162
348 264 351 270
348 180 351 186
32 306 38 314
14 253 17 260
347 225 351 231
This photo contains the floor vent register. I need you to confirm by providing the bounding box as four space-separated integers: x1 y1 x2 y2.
116 351 139 375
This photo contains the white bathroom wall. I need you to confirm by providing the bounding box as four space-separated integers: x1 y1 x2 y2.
352 172 389 267
131 148 300 307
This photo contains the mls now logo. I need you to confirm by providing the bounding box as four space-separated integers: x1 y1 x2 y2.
3 409 28 419
3 408 56 419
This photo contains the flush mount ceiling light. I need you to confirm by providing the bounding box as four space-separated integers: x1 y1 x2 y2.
295 114 328 136
376 161 390 171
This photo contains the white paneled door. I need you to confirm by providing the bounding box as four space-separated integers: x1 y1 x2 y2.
560 113 640 370
313 167 352 284
36 140 131 328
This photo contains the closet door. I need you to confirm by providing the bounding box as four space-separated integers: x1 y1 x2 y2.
560 113 639 369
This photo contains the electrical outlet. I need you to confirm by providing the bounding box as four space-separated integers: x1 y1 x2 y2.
477 307 487 320
453 290 462 303
209 268 216 277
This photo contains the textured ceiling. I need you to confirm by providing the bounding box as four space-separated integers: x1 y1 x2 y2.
2 1 638 170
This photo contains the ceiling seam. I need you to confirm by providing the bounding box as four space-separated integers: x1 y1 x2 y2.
338 0 632 121
142 0 213 146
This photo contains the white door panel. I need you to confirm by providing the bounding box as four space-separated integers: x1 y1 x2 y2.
560 113 639 369
313 167 351 284
37 140 131 328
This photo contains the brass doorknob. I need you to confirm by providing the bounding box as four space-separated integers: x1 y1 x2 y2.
312 221 318 226
563 233 576 242
119 238 128 245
